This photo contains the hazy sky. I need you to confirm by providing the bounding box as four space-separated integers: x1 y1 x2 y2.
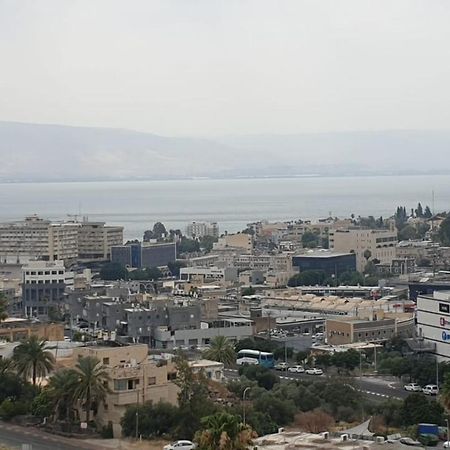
1 0 450 136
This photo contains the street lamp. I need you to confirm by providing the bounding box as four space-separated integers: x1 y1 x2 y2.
446 418 449 445
243 387 251 426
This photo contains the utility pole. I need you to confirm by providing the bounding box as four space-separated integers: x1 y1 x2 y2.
135 388 139 440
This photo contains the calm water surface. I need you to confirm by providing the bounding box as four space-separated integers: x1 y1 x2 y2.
0 175 448 239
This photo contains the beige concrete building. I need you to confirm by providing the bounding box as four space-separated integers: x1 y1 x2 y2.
72 344 178 437
0 216 79 264
214 233 253 253
326 314 415 345
189 359 224 381
329 227 398 272
0 318 64 341
77 220 123 260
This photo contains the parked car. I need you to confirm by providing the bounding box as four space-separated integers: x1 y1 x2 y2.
275 362 289 371
443 441 450 448
399 437 422 446
404 383 422 392
163 440 197 450
422 384 439 395
288 365 305 373
305 368 323 375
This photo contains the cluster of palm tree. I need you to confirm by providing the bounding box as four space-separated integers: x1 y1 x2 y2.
195 412 255 450
46 355 110 423
5 335 110 424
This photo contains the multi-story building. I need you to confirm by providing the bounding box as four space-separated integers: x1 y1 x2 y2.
111 242 176 268
0 215 79 263
22 260 72 318
329 227 398 272
179 266 238 284
72 344 178 437
186 221 219 238
77 220 123 260
416 291 450 361
326 315 415 345
292 251 356 277
214 233 253 253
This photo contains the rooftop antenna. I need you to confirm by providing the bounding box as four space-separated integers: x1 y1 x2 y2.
432 190 435 215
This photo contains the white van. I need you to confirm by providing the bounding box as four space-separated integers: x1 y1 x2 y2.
422 384 439 395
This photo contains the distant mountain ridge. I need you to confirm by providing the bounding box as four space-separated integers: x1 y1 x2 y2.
0 121 449 182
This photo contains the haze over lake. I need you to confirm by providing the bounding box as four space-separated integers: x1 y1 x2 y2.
1 175 448 240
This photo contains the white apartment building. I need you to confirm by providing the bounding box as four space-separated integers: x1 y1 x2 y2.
417 291 450 361
329 227 398 272
77 220 124 260
0 216 79 263
22 260 73 318
186 221 219 238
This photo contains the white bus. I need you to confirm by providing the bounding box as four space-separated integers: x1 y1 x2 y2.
236 349 275 368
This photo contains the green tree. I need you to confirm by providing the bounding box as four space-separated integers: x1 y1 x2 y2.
440 372 450 411
238 365 279 390
415 203 424 218
401 393 444 426
424 206 433 219
204 336 236 366
253 392 296 425
398 224 417 241
0 293 8 322
13 335 55 386
168 260 186 277
121 402 179 438
99 262 129 280
177 237 201 254
73 356 110 423
241 286 256 296
330 349 360 373
200 235 218 252
47 368 79 422
288 270 327 287
195 412 254 450
439 216 450 246
302 231 320 249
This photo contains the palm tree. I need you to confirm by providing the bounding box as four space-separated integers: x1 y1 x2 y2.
73 356 110 423
0 357 13 377
195 412 254 450
203 336 236 366
13 335 55 385
47 368 79 422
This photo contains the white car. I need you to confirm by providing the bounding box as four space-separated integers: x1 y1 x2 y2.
443 441 450 448
288 365 305 373
422 384 439 395
275 362 289 371
163 440 197 450
305 368 323 375
404 383 422 392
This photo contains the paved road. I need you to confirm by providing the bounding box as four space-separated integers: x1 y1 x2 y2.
0 422 111 450
224 368 409 401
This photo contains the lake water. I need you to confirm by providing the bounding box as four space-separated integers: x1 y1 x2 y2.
0 175 449 240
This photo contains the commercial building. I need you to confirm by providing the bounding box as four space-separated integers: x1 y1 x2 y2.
152 317 254 349
292 250 356 276
416 291 450 360
72 344 178 437
186 221 219 238
77 220 123 260
329 227 398 272
22 260 72 318
111 242 176 268
0 318 64 341
179 266 238 284
326 315 415 345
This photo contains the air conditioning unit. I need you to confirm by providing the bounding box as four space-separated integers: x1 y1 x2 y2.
322 432 329 440
375 436 384 444
278 427 285 433
341 434 349 442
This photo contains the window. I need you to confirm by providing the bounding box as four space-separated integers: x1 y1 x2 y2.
103 358 110 365
148 377 156 385
114 379 127 391
439 303 450 314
